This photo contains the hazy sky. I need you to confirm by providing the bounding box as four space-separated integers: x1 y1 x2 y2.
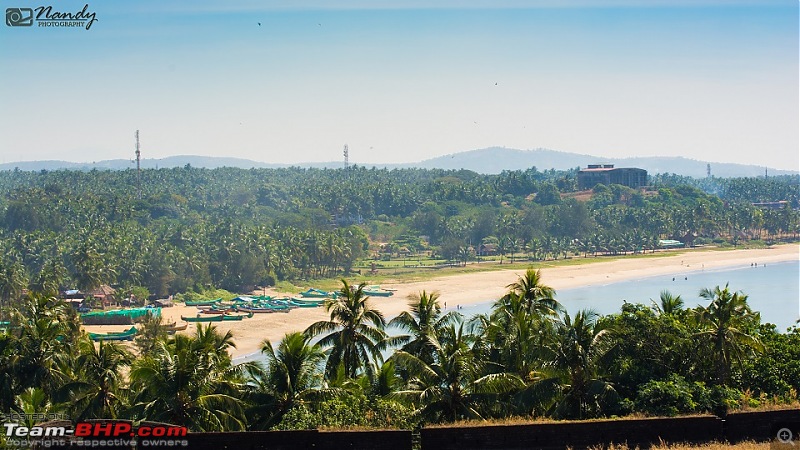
1 1 797 170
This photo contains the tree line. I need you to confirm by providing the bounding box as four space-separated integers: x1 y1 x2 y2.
0 167 797 298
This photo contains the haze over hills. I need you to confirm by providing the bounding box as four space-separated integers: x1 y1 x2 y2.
1 147 796 178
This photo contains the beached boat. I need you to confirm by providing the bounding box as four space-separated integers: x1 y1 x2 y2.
181 314 224 322
88 326 137 341
299 288 335 298
164 322 188 333
238 305 292 313
288 297 324 307
363 288 394 297
184 298 222 307
221 312 254 321
368 285 397 292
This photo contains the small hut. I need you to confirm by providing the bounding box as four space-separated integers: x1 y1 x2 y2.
89 285 117 308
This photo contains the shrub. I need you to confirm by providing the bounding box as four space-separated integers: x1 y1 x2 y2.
635 375 696 416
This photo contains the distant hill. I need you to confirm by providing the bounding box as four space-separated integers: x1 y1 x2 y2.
1 147 796 178
410 147 798 178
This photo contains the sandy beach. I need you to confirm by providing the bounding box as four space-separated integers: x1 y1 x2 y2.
85 244 799 359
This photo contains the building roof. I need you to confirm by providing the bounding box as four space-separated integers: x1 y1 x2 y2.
89 285 116 297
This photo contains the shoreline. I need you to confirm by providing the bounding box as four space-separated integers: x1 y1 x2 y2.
86 244 800 359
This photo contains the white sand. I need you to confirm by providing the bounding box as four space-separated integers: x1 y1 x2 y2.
84 244 799 359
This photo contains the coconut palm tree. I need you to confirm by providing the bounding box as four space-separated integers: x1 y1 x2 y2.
504 268 562 317
12 293 79 395
479 291 556 381
549 310 617 419
128 326 247 431
55 338 132 419
304 280 388 380
391 321 524 423
652 290 684 316
388 291 458 365
695 284 764 385
246 332 329 429
0 259 26 307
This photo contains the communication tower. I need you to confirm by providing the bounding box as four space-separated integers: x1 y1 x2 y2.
135 130 141 199
343 144 349 169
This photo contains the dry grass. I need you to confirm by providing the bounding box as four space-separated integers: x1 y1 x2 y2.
586 441 768 450
425 413 720 429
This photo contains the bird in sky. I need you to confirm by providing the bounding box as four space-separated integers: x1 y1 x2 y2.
258 22 261 26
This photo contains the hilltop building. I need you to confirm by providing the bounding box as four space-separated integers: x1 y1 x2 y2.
577 164 648 190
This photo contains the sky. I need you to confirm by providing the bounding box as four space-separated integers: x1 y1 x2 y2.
1 1 797 170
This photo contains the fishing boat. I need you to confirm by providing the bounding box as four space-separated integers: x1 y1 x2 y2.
299 288 335 298
238 305 292 313
288 298 324 308
181 314 224 322
88 326 137 341
184 298 222 307
164 322 188 333
368 285 397 292
200 309 228 315
363 288 394 297
221 312 254 321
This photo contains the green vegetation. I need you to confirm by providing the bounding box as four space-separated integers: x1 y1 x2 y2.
0 277 797 431
0 166 796 298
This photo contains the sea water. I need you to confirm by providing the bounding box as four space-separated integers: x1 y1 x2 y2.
453 260 800 331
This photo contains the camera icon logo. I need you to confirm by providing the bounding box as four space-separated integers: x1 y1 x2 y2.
6 8 33 27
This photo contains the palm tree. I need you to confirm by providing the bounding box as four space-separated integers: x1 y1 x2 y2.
304 280 388 380
246 332 328 429
652 290 684 316
128 326 247 431
388 291 458 365
391 321 524 423
695 284 764 385
55 338 132 419
481 291 556 381
504 268 562 317
0 259 27 307
12 294 79 395
549 310 617 419
15 387 62 427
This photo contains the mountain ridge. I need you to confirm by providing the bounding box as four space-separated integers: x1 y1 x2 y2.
1 147 796 178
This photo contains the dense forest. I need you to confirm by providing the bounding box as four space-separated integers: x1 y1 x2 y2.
0 276 797 432
0 166 797 299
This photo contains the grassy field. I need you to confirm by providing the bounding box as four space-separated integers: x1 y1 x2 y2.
267 238 792 294
275 245 729 292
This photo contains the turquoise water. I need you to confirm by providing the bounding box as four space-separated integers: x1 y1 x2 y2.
453 260 800 331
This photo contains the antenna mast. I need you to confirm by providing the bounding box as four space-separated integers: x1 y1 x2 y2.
343 144 349 169
135 130 141 199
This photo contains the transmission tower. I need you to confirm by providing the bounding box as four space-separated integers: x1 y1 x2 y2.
343 144 349 169
706 163 711 178
135 130 141 199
